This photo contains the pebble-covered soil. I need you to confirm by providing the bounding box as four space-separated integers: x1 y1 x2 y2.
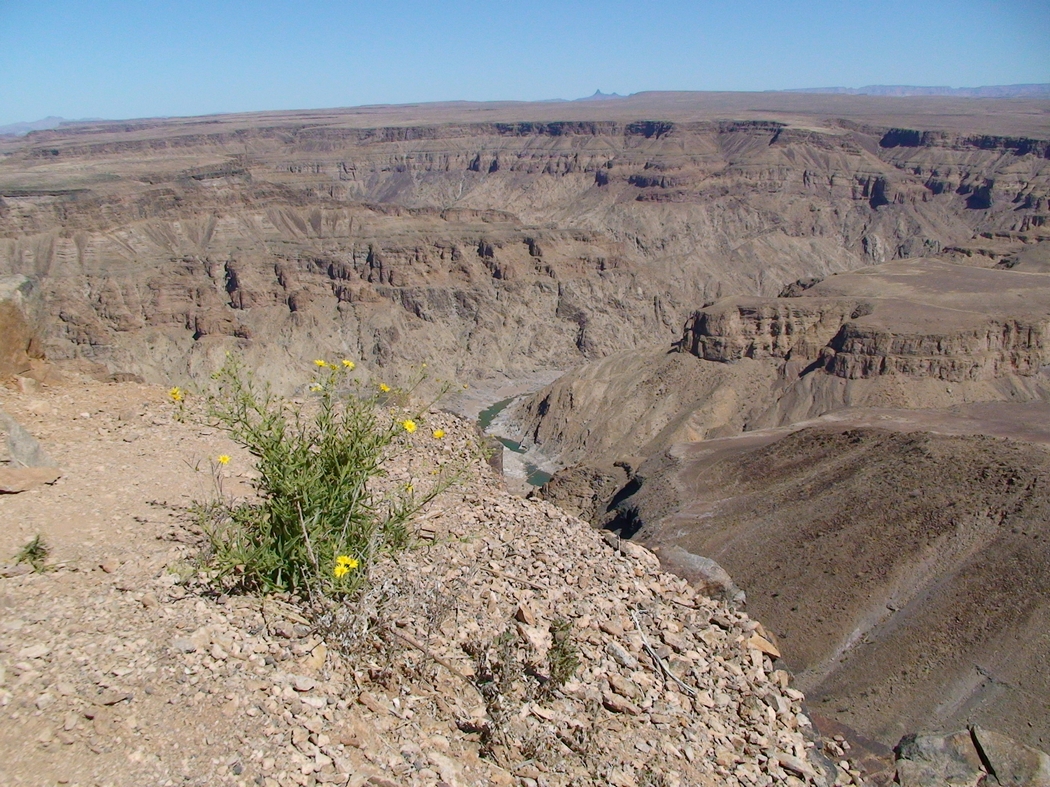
0 376 866 786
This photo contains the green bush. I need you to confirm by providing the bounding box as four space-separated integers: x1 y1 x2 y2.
193 356 458 597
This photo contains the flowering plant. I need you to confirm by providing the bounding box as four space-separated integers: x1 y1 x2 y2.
193 356 460 596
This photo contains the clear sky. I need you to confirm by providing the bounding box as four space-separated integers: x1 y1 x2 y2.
1 0 1047 127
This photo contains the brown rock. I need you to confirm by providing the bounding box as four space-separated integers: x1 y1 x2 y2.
514 603 536 626
0 467 61 493
602 691 641 716
894 730 986 787
747 632 781 659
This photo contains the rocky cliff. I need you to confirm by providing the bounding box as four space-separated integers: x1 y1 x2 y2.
1 97 1047 388
504 259 1050 469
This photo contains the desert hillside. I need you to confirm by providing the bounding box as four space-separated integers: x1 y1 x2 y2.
1 375 857 787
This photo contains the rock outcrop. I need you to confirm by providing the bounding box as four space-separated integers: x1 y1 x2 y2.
0 274 44 380
504 259 1050 469
895 727 1050 787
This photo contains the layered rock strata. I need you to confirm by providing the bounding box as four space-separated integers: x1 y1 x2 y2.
0 97 1047 388
504 258 1050 469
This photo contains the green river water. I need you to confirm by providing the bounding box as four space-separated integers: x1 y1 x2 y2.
477 397 552 487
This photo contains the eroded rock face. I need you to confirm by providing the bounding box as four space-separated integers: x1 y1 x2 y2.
508 259 1050 470
0 274 44 379
0 103 1047 387
682 260 1050 383
681 298 860 363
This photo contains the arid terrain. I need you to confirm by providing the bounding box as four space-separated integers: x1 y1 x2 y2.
0 374 862 787
3 91 1050 782
1 92 1048 390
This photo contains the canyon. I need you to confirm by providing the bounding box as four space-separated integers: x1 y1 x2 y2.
3 91 1050 768
1 93 1048 391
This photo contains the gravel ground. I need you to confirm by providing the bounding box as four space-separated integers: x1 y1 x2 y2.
0 376 865 786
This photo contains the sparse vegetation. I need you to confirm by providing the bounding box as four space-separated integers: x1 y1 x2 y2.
189 355 462 597
15 533 50 572
546 616 580 690
461 625 523 760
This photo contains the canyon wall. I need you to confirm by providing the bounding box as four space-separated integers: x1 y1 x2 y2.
504 259 1050 469
1 106 1047 388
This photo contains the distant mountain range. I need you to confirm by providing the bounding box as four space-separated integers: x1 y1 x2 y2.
4 85 1047 134
575 90 626 102
783 84 1050 98
0 116 69 136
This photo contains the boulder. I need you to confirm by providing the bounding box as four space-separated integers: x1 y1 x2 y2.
894 727 1050 787
893 730 987 787
972 726 1050 787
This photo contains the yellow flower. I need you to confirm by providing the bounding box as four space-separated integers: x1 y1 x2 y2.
309 383 322 392
341 359 355 369
333 564 349 578
335 555 359 572
432 429 445 439
379 383 391 393
404 483 413 493
401 419 417 433
314 359 328 368
217 455 230 465
168 387 184 402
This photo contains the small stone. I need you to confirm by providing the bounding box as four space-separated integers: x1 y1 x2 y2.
514 603 537 626
776 752 816 779
36 692 54 710
302 643 327 672
54 681 76 697
358 692 389 715
99 558 119 574
292 675 317 692
608 673 639 699
141 593 159 609
602 691 641 715
747 632 781 659
606 641 638 669
97 690 132 706
19 644 51 660
172 638 197 654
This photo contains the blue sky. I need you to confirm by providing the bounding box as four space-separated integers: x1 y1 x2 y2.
1 0 1047 126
